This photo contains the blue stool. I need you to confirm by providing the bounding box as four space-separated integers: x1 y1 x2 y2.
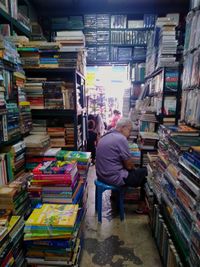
94 179 125 223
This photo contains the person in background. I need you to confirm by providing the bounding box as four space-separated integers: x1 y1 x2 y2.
96 117 148 214
87 118 98 165
108 109 122 130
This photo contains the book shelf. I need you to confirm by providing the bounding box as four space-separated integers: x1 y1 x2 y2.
145 66 182 126
84 14 155 64
23 67 87 151
0 0 31 37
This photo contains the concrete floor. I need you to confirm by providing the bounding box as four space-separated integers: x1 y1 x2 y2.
79 166 163 267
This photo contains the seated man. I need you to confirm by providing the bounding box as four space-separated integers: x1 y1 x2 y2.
96 117 147 214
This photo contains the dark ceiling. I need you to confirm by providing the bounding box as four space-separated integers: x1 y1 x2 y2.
30 0 190 17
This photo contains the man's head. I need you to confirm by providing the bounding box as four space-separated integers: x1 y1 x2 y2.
115 118 132 138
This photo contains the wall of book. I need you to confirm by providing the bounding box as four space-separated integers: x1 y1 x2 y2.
145 13 180 77
145 125 200 267
84 13 156 64
181 7 200 128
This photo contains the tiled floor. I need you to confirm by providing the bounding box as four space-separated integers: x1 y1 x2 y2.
79 166 162 267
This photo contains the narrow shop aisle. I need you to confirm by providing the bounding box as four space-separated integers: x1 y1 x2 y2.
80 166 162 267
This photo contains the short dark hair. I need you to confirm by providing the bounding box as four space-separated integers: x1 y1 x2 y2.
113 109 120 115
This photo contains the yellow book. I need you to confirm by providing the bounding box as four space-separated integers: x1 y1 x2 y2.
25 204 78 228
7 216 21 232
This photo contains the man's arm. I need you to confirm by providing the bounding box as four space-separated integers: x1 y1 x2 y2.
123 157 135 170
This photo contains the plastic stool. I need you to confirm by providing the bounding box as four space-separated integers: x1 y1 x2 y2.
94 179 125 223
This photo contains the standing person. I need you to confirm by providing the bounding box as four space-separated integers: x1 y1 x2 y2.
108 110 122 130
96 117 148 214
87 117 97 165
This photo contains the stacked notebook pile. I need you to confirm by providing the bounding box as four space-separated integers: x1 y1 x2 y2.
0 172 32 217
0 215 25 267
56 150 91 179
24 78 46 109
24 204 81 266
128 143 141 166
24 134 50 171
28 160 84 208
13 72 33 135
148 125 200 266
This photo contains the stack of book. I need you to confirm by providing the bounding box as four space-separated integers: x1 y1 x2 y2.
0 172 32 217
0 215 25 267
147 125 200 266
139 112 158 132
24 78 46 109
18 47 40 68
31 119 47 135
24 134 51 170
157 23 179 68
47 127 67 147
128 143 141 166
0 38 21 64
28 160 84 208
56 150 91 179
24 204 81 266
54 31 85 51
13 72 33 135
138 132 159 150
25 147 60 172
43 81 74 109
6 103 21 141
1 140 26 181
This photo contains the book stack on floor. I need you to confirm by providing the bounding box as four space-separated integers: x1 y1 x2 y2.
24 204 81 266
28 160 84 208
24 134 51 171
56 150 91 179
147 125 200 266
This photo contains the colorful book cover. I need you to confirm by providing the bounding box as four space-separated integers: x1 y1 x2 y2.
26 204 78 228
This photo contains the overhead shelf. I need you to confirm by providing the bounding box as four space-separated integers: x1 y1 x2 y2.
0 8 31 37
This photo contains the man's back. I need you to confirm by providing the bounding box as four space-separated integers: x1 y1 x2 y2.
96 129 131 186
